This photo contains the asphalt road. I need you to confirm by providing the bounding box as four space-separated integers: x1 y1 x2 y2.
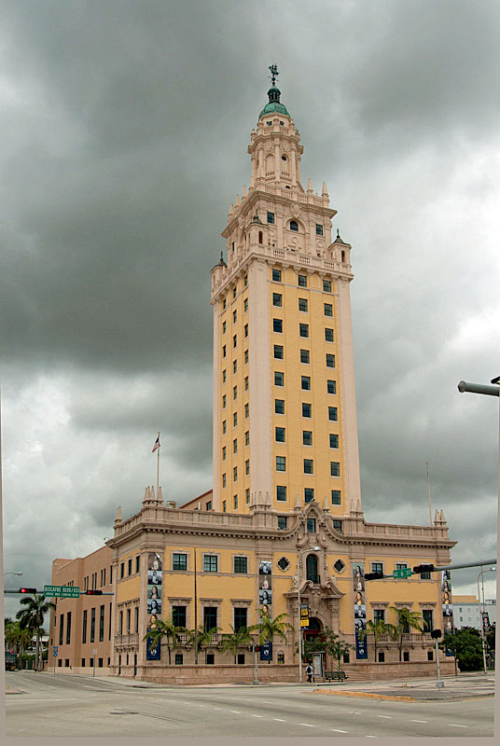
5 671 495 738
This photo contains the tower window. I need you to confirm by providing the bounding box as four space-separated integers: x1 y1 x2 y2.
274 345 283 359
244 275 248 286
298 298 308 312
305 488 314 502
233 287 237 299
330 462 340 477
328 407 338 421
244 376 249 391
272 268 282 282
273 319 283 333
278 516 288 530
300 349 310 364
303 431 312 446
341 250 346 262
301 376 311 390
234 494 238 510
233 386 237 400
233 310 237 323
233 466 238 482
267 212 275 224
244 298 248 312
222 420 226 434
277 485 287 501
327 380 336 394
222 474 226 488
299 324 309 338
324 303 333 317
323 280 332 292
246 488 250 503
331 490 341 505
233 439 238 454
222 321 226 333
274 372 284 386
273 293 282 307
222 370 226 383
244 324 248 338
245 431 249 446
325 328 334 342
223 500 226 512
275 399 285 414
258 231 263 244
275 427 286 442
233 412 238 427
298 274 307 287
281 155 287 161
326 354 335 368
302 403 312 418
316 224 323 236
290 220 299 232
222 345 226 358
276 456 286 472
222 395 226 409
307 518 317 533
245 460 249 475
222 446 226 461
304 459 313 474
245 403 249 418
233 360 237 373
244 350 248 363
330 433 339 448
233 334 237 348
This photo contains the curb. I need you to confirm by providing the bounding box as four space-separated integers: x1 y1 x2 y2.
314 689 415 702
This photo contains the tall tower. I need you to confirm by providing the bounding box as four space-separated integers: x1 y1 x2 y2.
211 67 362 518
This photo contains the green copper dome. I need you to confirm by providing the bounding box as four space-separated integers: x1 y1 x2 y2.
258 84 290 119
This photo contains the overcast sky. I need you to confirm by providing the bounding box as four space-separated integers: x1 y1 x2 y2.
1 0 498 620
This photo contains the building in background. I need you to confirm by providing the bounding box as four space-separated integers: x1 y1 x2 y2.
452 595 496 631
47 70 457 682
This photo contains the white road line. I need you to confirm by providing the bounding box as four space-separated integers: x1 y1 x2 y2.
196 704 206 707
213 707 222 710
331 729 349 733
377 715 393 719
410 720 428 723
447 724 468 728
365 736 377 738
299 723 315 727
273 718 286 722
251 714 263 718
231 710 241 714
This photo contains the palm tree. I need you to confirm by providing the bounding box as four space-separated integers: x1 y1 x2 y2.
16 594 55 671
5 620 32 669
250 611 294 658
189 625 222 653
389 607 424 662
219 625 254 664
142 617 188 665
359 619 395 663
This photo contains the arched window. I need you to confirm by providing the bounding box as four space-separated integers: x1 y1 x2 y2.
289 220 299 232
306 553 319 583
341 250 346 262
258 231 263 244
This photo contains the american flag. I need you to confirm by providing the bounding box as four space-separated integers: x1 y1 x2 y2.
152 437 160 453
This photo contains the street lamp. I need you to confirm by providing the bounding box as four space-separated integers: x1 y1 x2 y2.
3 572 23 577
477 566 496 674
297 545 321 683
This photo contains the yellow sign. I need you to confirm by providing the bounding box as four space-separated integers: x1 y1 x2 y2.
300 604 309 628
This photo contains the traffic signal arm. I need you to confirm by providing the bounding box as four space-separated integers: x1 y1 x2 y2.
412 564 435 574
364 572 385 581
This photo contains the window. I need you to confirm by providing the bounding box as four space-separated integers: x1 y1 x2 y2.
90 608 95 643
234 608 248 631
246 488 250 503
275 399 285 414
222 500 226 512
233 466 237 481
272 268 282 282
258 230 263 243
222 345 226 358
244 350 248 364
276 456 286 471
234 494 238 509
371 562 383 574
222 420 226 434
330 461 340 477
325 328 334 342
233 385 237 400
273 293 282 307
273 318 283 333
244 275 247 287
234 556 248 574
427 650 434 661
374 609 385 624
223 298 226 310
134 607 139 633
204 607 218 630
421 568 432 580
244 324 248 338
378 651 385 663
274 371 284 386
307 518 316 533
82 610 87 644
245 431 249 446
298 274 307 287
324 303 333 317
396 563 408 570
329 433 339 448
206 501 212 511
274 345 283 359
175 653 184 665
304 459 314 474
223 321 226 334
326 353 335 368
233 287 237 299
120 562 124 579
304 488 314 503
331 489 341 505
299 323 309 338
333 520 343 533
278 516 288 530
222 474 226 488
298 298 308 312
244 298 248 312
245 403 249 418
278 556 290 571
233 334 237 348
290 220 299 232
275 427 286 442
267 212 275 224
204 555 218 573
328 407 338 421
316 224 323 236
222 446 226 461
334 559 345 573
423 610 433 631
300 349 310 364
173 553 187 571
66 612 72 645
99 606 105 642
233 412 238 426
222 394 226 409
135 556 140 574
403 651 410 662
303 430 312 446
301 376 310 390
245 460 249 476
327 379 336 394
323 279 332 292
233 439 238 454
276 485 287 501
302 403 311 418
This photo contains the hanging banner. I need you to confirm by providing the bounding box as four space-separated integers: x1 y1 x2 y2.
146 625 161 661
353 562 368 659
441 569 455 655
146 552 163 659
259 561 272 618
260 642 273 661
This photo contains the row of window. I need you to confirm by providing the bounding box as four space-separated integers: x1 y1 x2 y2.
275 428 338 448
221 459 250 484
370 561 432 580
265 212 324 237
273 318 335 344
272 269 332 293
56 657 110 668
222 433 250 459
56 604 113 646
273 293 333 318
222 301 248 332
276 486 342 506
83 566 112 591
221 277 248 310
275 399 337 420
222 488 251 511
119 554 141 580
275 456 340 476
274 373 336 393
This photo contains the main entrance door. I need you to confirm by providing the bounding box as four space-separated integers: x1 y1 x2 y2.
304 616 323 642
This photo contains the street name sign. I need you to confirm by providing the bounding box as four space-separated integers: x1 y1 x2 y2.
393 568 412 579
44 585 80 598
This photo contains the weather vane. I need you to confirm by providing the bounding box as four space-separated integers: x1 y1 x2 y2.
269 64 279 86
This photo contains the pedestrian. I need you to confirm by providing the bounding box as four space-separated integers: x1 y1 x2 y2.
306 663 313 683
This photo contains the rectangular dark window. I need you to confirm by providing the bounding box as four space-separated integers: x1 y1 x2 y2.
301 376 310 390
304 459 313 474
82 610 87 644
274 371 284 386
323 279 332 292
298 298 308 312
299 323 309 338
99 605 105 642
304 488 314 503
330 433 339 448
275 427 286 442
234 494 238 509
175 653 184 665
135 555 140 574
245 431 249 446
327 380 336 394
273 318 283 333
326 353 335 368
234 608 248 632
374 609 385 624
273 293 282 307
207 654 215 665
300 349 310 364
307 518 316 533
234 556 248 574
302 403 311 418
278 516 288 530
298 275 307 287
109 603 112 641
423 610 433 631
328 407 338 421
330 461 340 477
204 607 218 630
173 553 187 571
267 212 275 224
66 612 72 645
315 224 323 236
276 485 287 501
90 608 96 643
303 430 312 446
120 562 124 579
421 569 432 579
238 653 245 665
173 606 187 628
325 328 334 342
403 651 410 662
272 268 281 282
128 558 132 576
274 344 283 359
331 490 341 505
371 562 383 575
134 607 139 633
324 303 333 317
276 456 286 471
333 520 343 533
204 555 218 573
59 615 64 646
275 399 285 414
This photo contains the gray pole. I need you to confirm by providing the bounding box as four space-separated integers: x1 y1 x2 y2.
194 547 198 665
435 638 443 688
298 558 302 685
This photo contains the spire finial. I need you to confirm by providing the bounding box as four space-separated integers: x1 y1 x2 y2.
269 63 279 86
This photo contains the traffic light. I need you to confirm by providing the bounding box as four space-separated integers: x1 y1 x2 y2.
412 564 435 574
255 646 260 652
83 590 103 595
364 572 384 581
19 587 37 594
431 629 442 639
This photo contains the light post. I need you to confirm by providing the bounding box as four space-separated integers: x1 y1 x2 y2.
297 545 321 683
3 572 23 578
477 567 496 673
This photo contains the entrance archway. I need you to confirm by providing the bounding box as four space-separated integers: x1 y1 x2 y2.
304 616 323 642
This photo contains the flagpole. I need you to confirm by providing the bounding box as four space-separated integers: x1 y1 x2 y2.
156 430 160 500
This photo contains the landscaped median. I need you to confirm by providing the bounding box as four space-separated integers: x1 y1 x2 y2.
314 688 415 702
